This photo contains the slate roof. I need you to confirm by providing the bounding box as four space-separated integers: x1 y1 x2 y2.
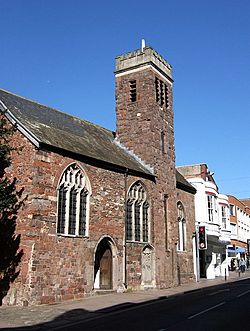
176 170 196 194
0 88 195 193
0 88 154 177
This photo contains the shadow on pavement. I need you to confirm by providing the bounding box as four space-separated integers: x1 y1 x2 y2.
1 276 250 330
0 303 138 331
1 308 90 330
0 290 218 331
0 297 170 330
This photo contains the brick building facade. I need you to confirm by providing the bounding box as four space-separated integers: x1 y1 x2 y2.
228 195 250 257
0 45 196 306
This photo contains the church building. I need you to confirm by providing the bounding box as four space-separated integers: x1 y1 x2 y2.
0 45 196 306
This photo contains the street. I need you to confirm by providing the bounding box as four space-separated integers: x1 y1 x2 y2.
1 277 250 330
53 278 250 331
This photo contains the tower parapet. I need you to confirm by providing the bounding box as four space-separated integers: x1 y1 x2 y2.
115 46 173 82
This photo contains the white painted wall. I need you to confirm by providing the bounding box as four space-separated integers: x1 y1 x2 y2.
184 176 230 279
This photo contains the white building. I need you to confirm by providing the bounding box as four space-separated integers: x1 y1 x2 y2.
177 164 231 279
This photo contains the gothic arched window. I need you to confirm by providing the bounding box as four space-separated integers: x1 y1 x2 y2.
126 182 149 242
57 163 91 236
177 201 186 251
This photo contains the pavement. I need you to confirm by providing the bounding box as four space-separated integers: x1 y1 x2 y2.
0 270 250 330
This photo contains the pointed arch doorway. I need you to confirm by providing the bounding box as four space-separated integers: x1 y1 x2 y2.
94 238 113 290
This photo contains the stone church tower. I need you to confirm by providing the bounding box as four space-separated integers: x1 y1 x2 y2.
115 45 178 287
0 44 196 306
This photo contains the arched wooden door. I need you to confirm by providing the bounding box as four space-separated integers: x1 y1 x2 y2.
100 247 112 289
94 238 113 290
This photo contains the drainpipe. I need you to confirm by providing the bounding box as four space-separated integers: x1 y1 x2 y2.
124 168 128 288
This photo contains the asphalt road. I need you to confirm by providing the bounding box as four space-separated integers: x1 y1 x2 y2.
54 278 250 331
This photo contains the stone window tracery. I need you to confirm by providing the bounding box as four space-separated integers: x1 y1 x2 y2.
126 181 149 242
57 163 90 236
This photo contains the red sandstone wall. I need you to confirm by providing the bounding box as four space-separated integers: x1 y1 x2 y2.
4 125 158 305
116 67 179 288
1 56 196 305
176 188 196 284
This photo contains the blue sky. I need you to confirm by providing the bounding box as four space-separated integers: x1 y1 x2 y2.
1 0 250 198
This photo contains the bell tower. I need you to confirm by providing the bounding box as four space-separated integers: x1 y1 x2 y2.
115 44 175 178
115 44 178 287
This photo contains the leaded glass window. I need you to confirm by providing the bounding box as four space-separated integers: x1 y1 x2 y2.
57 163 90 236
126 201 133 241
126 182 149 242
79 190 87 235
134 201 141 241
143 202 149 242
57 187 67 234
69 189 77 235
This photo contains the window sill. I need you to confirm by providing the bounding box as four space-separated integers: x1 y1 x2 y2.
57 234 88 238
126 240 150 245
